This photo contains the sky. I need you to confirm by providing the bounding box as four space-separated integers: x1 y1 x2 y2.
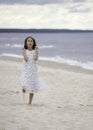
0 0 93 30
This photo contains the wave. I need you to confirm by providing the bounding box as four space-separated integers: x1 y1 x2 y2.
4 43 55 49
39 45 55 49
39 56 93 70
0 53 93 71
4 43 23 48
0 53 23 58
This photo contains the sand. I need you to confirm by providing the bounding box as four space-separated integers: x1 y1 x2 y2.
0 56 93 130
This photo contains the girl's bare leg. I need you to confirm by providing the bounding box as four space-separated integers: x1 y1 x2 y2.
28 93 34 105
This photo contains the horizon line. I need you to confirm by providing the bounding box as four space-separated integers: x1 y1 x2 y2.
0 28 93 33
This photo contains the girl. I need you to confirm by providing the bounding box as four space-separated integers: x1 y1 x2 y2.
20 36 42 105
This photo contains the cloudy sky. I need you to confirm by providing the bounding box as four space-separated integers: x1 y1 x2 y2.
0 0 93 30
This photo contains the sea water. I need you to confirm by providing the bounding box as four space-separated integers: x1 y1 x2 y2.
0 32 93 70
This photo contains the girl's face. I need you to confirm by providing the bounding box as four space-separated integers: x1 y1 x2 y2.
27 37 34 49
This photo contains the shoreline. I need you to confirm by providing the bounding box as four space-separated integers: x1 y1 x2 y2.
0 55 93 75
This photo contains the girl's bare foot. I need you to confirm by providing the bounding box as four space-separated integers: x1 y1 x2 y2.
27 102 32 105
22 88 26 93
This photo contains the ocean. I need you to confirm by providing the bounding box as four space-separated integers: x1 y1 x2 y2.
0 32 93 70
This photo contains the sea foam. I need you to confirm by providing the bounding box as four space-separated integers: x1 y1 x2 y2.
0 53 93 71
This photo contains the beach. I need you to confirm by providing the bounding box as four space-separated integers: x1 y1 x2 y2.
0 56 93 130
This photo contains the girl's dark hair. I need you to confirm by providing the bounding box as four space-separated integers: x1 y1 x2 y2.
24 36 36 50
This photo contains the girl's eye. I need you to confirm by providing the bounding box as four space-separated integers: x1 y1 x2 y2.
28 40 33 42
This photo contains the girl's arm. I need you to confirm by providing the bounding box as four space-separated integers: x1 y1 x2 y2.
23 48 28 62
34 46 38 61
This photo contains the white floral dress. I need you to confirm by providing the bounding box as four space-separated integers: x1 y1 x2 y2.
20 49 42 93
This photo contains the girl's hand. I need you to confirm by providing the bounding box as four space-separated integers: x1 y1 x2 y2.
35 46 38 50
34 46 38 61
24 55 28 62
23 48 28 62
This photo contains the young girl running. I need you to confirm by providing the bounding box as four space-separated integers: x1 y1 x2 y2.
20 36 42 105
